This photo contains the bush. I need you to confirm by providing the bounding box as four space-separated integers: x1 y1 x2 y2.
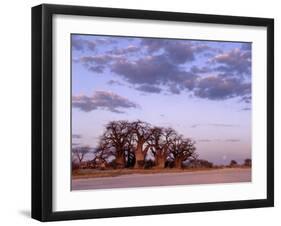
72 161 79 170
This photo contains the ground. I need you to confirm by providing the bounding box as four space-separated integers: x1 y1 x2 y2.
72 168 251 190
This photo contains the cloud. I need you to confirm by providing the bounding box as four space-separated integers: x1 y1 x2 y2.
164 42 195 63
109 43 250 101
88 65 105 73
196 138 240 142
72 36 118 51
225 139 240 142
107 80 124 86
80 54 122 65
111 54 198 92
168 83 181 94
72 91 138 113
111 55 176 84
240 95 251 104
72 134 82 139
78 54 124 73
208 123 239 128
190 65 211 74
141 39 211 64
94 37 118 45
72 39 84 51
108 45 140 55
72 142 81 146
136 84 162 93
241 43 252 51
241 107 251 111
211 48 251 75
73 36 251 103
194 76 251 101
72 38 96 51
197 139 212 142
141 39 166 53
191 123 239 128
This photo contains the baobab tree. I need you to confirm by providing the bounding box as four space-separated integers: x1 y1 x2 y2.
131 120 152 168
147 126 163 168
170 135 197 168
149 127 174 168
99 120 132 168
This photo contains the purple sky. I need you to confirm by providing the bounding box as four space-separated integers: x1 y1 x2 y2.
71 34 252 165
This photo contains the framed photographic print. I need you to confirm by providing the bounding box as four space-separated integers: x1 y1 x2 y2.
32 4 274 221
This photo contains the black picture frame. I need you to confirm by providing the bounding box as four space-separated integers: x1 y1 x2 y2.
32 3 274 222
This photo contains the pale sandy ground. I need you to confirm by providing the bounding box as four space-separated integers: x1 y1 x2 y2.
72 168 251 190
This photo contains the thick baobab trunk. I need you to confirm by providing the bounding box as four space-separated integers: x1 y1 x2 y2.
115 151 125 168
134 142 145 168
155 154 166 168
174 158 182 168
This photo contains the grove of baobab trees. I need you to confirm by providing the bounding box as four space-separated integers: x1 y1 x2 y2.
93 120 198 169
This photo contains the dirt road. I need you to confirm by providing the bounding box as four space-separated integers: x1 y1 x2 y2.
72 168 251 190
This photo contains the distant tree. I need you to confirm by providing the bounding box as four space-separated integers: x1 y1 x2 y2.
229 160 238 167
199 159 213 168
184 159 213 168
88 147 110 169
72 146 90 168
244 158 252 167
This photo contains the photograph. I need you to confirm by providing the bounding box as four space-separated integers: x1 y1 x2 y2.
71 34 252 191
31 3 274 221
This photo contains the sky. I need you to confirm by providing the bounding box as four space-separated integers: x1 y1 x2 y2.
71 34 252 165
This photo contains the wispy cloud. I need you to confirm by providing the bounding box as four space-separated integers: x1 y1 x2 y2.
72 38 96 51
196 138 240 142
136 84 162 93
72 142 81 146
107 45 140 55
197 139 212 142
241 107 251 111
107 80 124 86
72 36 118 52
191 123 239 128
72 91 138 113
72 134 82 139
208 123 239 128
225 139 240 142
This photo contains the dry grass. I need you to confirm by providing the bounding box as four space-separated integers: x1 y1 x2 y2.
71 167 244 179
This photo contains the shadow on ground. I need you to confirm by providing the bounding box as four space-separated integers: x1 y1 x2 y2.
19 210 30 218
